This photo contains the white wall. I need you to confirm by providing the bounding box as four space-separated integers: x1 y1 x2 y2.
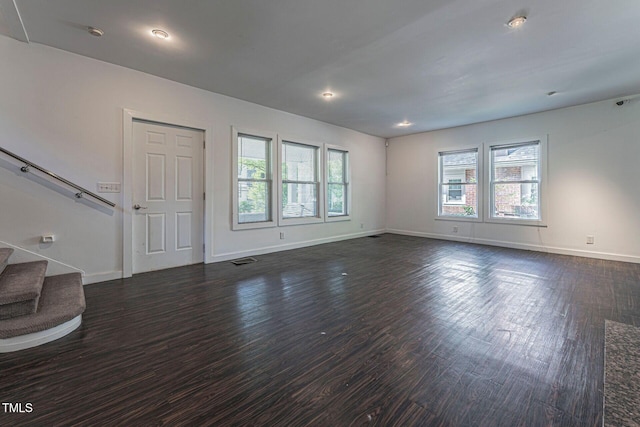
0 37 386 283
387 96 640 263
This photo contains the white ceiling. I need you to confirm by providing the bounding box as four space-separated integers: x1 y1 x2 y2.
2 0 640 138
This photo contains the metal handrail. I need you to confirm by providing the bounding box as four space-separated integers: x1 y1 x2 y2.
0 146 116 207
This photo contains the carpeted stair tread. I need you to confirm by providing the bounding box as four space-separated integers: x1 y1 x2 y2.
0 273 85 339
0 260 47 320
0 260 47 304
0 248 13 276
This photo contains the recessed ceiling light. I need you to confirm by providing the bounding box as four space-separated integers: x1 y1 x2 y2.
87 26 104 37
152 29 170 39
507 16 527 29
322 92 335 99
397 121 412 127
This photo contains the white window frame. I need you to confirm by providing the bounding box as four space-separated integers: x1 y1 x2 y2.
324 144 351 222
231 127 277 230
436 145 483 222
485 136 548 227
278 136 324 226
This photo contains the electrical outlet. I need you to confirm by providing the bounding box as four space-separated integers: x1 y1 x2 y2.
586 235 594 244
452 226 458 233
360 223 364 229
280 232 285 240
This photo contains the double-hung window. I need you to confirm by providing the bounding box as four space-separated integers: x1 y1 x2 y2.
280 139 323 225
489 139 544 223
232 128 276 230
438 148 479 219
326 146 350 220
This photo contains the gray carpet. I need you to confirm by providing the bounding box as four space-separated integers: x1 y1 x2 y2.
0 272 85 339
0 260 47 319
0 248 12 275
604 320 640 427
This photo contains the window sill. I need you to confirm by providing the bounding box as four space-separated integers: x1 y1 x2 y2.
232 219 277 231
279 216 324 227
435 216 482 222
485 217 547 227
325 214 351 223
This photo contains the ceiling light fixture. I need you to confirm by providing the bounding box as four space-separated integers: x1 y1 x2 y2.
87 26 104 37
397 121 412 127
547 91 557 96
322 92 335 99
152 29 170 39
507 15 527 29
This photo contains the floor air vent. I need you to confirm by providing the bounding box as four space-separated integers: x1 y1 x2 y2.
368 235 382 238
230 257 258 266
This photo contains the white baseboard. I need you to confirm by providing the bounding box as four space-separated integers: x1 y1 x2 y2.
0 315 82 353
0 240 84 276
83 270 123 285
386 229 640 264
209 229 386 263
0 241 123 285
81 231 386 282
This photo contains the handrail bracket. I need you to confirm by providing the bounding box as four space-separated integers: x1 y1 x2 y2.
0 146 116 208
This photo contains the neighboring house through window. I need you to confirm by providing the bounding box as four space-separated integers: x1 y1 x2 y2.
448 179 462 201
489 139 544 223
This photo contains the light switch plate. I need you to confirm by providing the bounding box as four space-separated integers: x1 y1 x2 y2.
97 182 121 193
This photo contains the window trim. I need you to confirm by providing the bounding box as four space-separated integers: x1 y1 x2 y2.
231 127 278 230
324 144 351 222
277 136 325 226
436 145 483 222
485 136 548 227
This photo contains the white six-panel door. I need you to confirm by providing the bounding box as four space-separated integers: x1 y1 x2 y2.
132 120 204 274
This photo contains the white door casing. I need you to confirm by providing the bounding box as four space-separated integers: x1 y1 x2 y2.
132 120 204 274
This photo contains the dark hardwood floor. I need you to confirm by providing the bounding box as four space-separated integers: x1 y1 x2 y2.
2 234 640 426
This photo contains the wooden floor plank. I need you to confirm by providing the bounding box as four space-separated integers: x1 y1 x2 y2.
1 234 639 426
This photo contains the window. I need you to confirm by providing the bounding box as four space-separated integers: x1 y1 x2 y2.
232 128 276 230
279 139 323 225
489 139 544 222
438 148 479 218
326 147 350 220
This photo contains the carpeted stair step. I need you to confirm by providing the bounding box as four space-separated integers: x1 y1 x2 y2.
0 272 85 339
0 248 13 276
0 260 47 320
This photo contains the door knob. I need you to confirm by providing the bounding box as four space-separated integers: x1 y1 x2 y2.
133 204 148 210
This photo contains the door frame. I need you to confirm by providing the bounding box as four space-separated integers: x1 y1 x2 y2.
122 109 213 278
